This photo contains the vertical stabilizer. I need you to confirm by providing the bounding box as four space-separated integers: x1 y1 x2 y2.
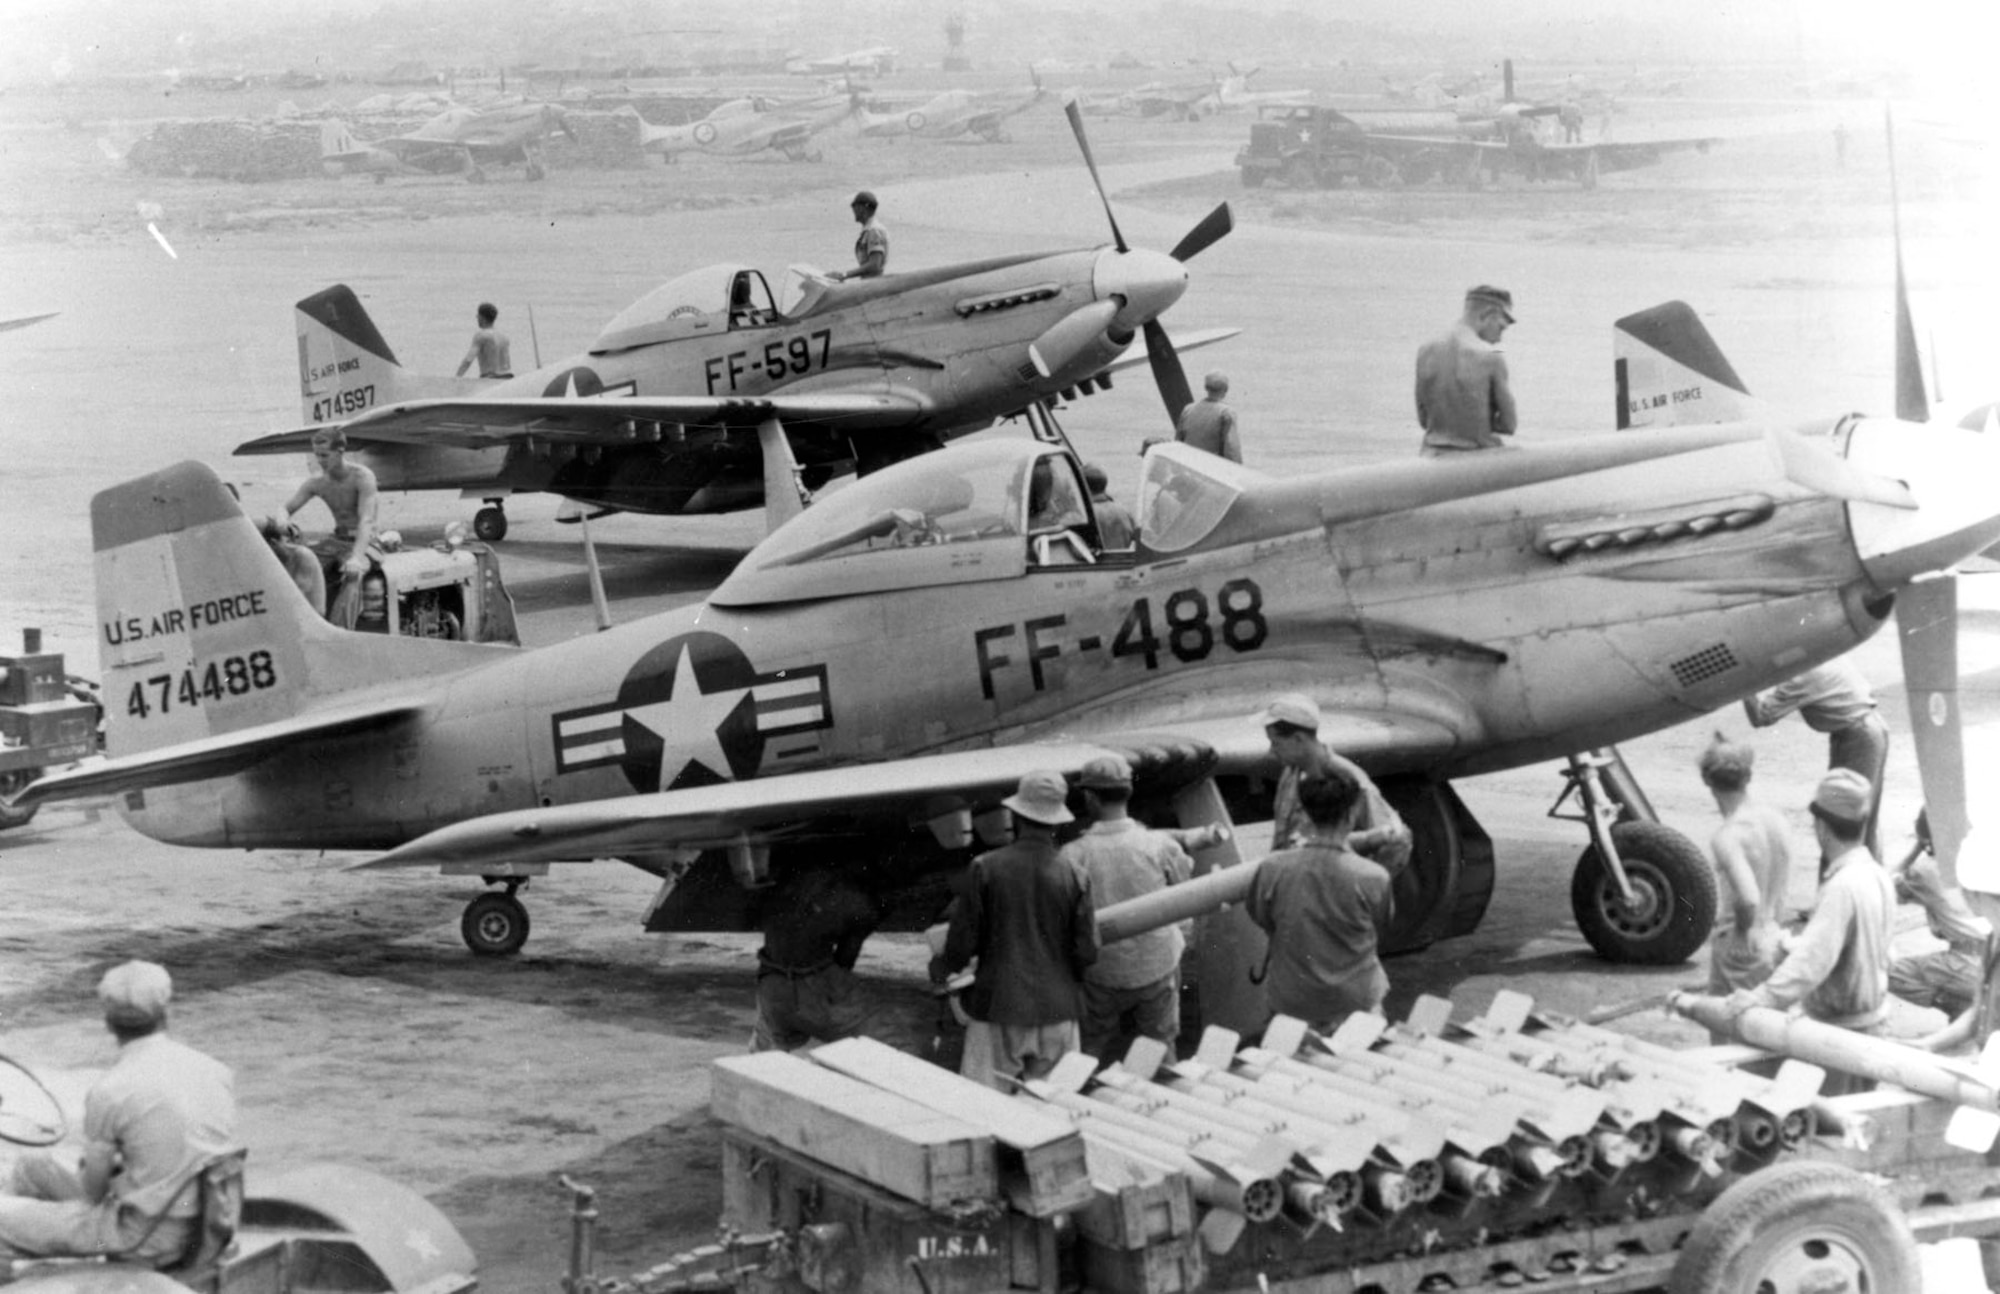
1612 300 1756 429
295 285 481 423
94 462 339 757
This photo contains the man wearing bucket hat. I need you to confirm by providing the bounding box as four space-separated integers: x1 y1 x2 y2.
0 961 236 1262
1260 693 1412 875
938 770 1099 1088
1415 285 1518 457
1721 771 1938 1037
1060 754 1195 1060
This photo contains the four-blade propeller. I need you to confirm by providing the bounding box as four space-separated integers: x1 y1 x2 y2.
1061 91 1232 427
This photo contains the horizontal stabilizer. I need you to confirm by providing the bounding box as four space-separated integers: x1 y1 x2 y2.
1614 300 1755 430
11 696 424 809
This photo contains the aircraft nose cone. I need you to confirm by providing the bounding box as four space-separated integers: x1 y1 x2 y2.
1846 416 2000 588
1094 247 1188 331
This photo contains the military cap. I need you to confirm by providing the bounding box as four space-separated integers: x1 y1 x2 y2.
1466 285 1515 323
1809 769 1872 829
1258 692 1322 732
1079 754 1133 791
99 960 172 1028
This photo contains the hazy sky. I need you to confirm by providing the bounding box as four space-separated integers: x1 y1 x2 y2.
1 0 1994 84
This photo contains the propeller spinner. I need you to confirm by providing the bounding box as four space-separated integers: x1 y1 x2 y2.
1051 91 1233 427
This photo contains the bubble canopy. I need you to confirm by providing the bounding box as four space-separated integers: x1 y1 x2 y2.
713 439 1090 607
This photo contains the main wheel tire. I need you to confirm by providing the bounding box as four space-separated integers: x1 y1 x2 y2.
1571 820 1716 964
472 506 507 542
462 892 530 956
0 771 37 831
1667 1160 1919 1294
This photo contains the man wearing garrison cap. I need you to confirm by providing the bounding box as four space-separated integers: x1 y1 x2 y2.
1720 771 1938 1037
1415 285 1518 457
0 962 237 1262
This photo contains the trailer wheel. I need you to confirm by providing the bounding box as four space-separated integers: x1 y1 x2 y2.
462 891 530 956
1570 820 1715 964
1667 1160 1918 1294
0 772 37 831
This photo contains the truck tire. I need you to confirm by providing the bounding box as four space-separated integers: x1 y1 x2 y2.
1668 1160 1919 1294
0 772 37 831
1570 820 1715 964
1239 167 1264 188
1361 155 1400 188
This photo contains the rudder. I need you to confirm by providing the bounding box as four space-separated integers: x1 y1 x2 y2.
1613 300 1756 430
296 284 408 424
94 462 337 757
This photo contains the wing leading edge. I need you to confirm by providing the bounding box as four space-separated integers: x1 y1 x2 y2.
235 390 933 456
356 705 1464 871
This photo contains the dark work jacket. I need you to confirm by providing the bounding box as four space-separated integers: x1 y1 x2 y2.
943 836 1099 1025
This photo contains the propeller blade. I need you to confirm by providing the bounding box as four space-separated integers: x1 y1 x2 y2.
1887 104 1929 423
1898 575 1969 883
1062 92 1128 253
1145 318 1195 426
1169 203 1234 263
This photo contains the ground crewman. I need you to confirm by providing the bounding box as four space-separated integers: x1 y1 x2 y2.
1416 286 1517 456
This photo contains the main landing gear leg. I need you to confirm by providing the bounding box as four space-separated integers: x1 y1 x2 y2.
473 500 508 542
463 878 532 956
1555 746 1715 965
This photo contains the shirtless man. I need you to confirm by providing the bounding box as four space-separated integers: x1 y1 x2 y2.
283 428 379 628
1698 733 1792 1006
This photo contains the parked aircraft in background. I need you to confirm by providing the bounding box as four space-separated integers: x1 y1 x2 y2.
1214 64 1314 114
626 88 859 162
786 46 897 76
319 122 410 182
347 101 577 181
1126 76 1226 120
855 72 1049 142
237 99 1237 542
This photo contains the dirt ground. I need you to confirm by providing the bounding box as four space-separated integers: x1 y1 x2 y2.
0 76 1996 1291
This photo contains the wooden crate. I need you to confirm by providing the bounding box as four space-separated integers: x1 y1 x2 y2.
812 1037 1093 1217
1075 1171 1196 1252
1078 1233 1205 1294
711 1052 997 1210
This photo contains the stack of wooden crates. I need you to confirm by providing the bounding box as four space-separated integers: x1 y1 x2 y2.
713 1039 1200 1294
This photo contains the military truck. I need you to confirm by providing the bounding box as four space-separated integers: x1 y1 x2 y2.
0 629 100 831
1234 107 1397 189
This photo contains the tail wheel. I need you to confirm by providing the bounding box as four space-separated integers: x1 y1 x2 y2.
462 891 530 956
1668 1160 1919 1294
472 506 507 542
1570 820 1716 964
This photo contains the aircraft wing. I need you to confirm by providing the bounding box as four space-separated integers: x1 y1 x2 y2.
234 390 934 456
356 705 1462 871
7 695 426 810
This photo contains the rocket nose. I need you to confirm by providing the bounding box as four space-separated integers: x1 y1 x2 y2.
1846 416 2000 588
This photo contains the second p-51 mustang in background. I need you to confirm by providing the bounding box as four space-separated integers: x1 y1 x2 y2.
241 99 1237 542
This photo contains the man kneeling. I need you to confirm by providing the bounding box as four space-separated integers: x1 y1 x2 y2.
0 962 237 1263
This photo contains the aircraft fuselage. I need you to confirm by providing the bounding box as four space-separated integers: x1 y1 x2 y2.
124 425 1888 852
